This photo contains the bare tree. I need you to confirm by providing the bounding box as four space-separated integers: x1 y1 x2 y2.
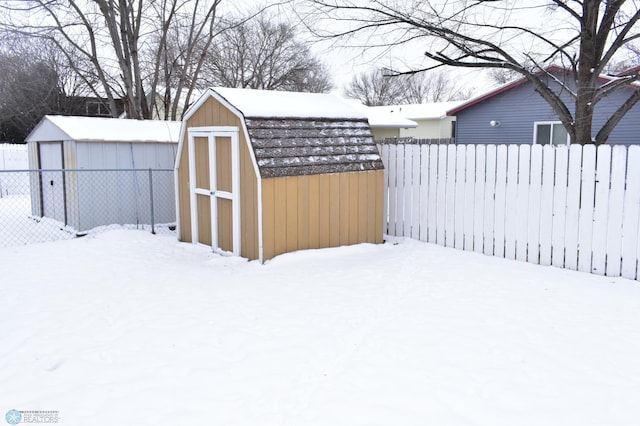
307 1 640 145
345 68 470 106
0 37 87 143
145 0 225 120
0 56 58 143
0 0 222 120
344 68 405 106
401 71 472 104
487 68 522 86
201 15 333 92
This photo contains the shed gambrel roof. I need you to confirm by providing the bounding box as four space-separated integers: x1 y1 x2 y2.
245 117 382 178
212 88 384 178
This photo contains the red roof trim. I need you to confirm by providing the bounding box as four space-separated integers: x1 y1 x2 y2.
446 76 529 116
616 65 640 77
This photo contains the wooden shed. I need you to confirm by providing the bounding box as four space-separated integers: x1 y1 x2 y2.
175 87 385 262
26 115 181 231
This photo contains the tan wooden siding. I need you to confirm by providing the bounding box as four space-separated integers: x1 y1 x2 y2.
261 170 384 261
177 96 259 260
217 198 233 252
196 194 212 245
216 137 232 193
194 137 210 190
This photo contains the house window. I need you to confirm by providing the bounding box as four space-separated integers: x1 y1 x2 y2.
86 101 112 117
534 121 569 146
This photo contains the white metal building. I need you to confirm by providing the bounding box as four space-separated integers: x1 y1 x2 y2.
26 115 181 231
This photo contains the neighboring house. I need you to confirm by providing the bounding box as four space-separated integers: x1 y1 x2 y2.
146 88 202 121
448 67 640 145
345 101 418 140
65 95 126 118
371 101 464 140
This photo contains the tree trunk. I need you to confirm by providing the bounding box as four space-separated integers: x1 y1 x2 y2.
574 0 599 145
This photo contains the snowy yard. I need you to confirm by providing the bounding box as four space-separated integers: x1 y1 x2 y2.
1 231 640 425
0 195 74 247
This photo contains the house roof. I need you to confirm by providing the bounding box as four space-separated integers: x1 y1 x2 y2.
615 65 640 77
205 87 383 178
447 65 640 116
371 101 466 120
345 100 418 128
26 115 181 143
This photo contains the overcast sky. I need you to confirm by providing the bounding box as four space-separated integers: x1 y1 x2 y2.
228 0 505 97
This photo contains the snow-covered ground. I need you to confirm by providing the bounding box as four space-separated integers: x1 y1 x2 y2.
0 195 75 247
1 231 640 425
0 194 174 248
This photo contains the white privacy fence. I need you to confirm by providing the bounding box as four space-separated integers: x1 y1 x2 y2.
0 143 28 170
0 144 29 196
378 143 640 280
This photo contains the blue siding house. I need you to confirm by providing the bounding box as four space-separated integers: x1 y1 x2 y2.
448 68 640 145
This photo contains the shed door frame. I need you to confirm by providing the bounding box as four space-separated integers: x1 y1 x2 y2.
37 141 67 225
188 126 241 256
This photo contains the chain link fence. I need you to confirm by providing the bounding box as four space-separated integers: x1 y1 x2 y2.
0 168 176 248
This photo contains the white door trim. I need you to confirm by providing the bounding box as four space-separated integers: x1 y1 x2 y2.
188 127 241 256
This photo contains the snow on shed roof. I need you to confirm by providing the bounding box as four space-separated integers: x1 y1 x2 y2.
186 88 384 178
345 100 418 128
245 117 384 178
370 101 465 120
26 115 181 143
212 87 367 119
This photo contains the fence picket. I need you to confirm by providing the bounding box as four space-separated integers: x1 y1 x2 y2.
606 145 626 276
552 146 569 268
483 145 497 256
427 145 439 243
578 145 597 273
446 145 457 248
494 145 508 258
387 144 397 236
377 141 640 281
473 145 486 253
564 145 582 270
464 145 476 250
454 145 466 249
411 145 422 239
419 145 429 241
395 144 405 236
539 146 555 266
504 145 519 259
403 144 413 237
592 145 612 275
515 145 530 262
379 144 390 234
622 147 640 279
528 145 543 264
436 145 448 245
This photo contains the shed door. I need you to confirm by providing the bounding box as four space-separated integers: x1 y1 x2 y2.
38 142 66 224
188 127 240 256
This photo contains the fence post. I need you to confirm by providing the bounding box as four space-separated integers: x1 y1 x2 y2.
148 168 155 234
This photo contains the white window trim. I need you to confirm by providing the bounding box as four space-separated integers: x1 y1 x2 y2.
533 121 570 146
